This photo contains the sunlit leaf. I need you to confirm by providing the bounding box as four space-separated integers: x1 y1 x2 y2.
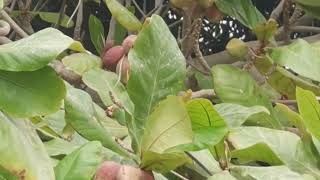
127 15 186 147
62 53 102 75
0 28 80 71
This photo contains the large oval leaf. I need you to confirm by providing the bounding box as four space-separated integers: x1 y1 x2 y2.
0 66 66 118
141 96 193 172
211 65 281 128
127 15 186 142
0 112 54 180
215 103 269 128
228 127 320 178
0 28 78 71
269 39 320 82
54 141 103 180
64 83 132 158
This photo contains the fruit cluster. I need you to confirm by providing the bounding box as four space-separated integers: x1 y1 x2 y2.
101 35 137 85
94 161 154 180
170 0 224 23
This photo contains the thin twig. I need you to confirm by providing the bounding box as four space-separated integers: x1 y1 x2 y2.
0 10 28 37
273 97 320 105
282 0 292 43
291 26 320 34
270 0 285 20
55 0 67 28
192 18 211 73
73 0 83 41
132 0 146 18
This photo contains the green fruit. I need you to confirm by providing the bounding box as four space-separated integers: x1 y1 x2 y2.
197 0 214 8
226 38 248 60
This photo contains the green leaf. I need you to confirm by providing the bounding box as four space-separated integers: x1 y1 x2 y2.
64 83 132 158
215 0 266 29
194 71 214 89
94 103 128 139
274 103 308 136
141 151 191 173
127 15 186 144
141 96 193 172
104 0 142 32
296 87 320 140
228 127 320 177
62 53 102 75
253 56 320 99
188 149 222 176
211 64 281 128
0 67 66 118
0 0 3 10
44 138 82 157
231 166 307 180
270 39 320 82
39 12 74 28
0 28 79 71
215 103 269 128
0 165 19 180
54 141 103 180
184 99 227 150
88 15 105 55
0 112 55 180
82 68 134 114
208 171 238 180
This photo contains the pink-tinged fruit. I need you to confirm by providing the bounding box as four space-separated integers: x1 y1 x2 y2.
102 46 125 71
122 35 137 54
116 165 154 180
94 161 121 180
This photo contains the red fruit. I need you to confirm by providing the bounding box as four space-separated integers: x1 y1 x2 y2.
116 56 130 85
94 161 121 180
101 40 114 58
122 35 137 54
116 166 154 180
140 170 154 180
102 46 125 71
